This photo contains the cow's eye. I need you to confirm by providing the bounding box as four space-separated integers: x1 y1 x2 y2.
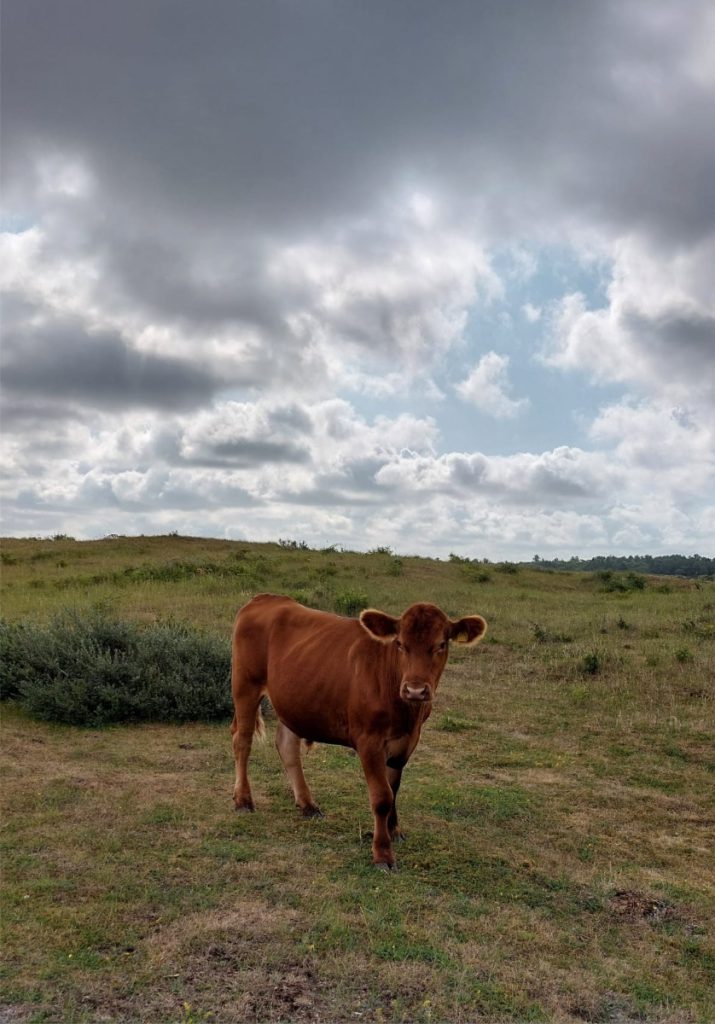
435 641 447 653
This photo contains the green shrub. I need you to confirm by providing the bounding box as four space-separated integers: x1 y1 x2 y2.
0 619 49 700
626 572 646 590
333 591 370 616
532 623 573 644
0 610 231 726
582 652 601 675
597 571 648 593
461 564 491 583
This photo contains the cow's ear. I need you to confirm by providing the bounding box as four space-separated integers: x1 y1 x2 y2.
449 615 487 645
359 609 399 643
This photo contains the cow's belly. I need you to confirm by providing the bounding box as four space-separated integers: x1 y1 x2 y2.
269 693 351 747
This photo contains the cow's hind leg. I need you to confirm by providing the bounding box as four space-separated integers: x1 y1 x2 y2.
231 684 263 812
387 762 406 842
275 721 323 818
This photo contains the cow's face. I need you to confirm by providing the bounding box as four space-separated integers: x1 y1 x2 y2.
360 603 487 704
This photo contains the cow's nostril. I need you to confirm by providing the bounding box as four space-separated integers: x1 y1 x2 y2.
403 684 431 702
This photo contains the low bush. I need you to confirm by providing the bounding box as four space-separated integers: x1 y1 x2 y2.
495 562 520 574
0 610 231 726
333 591 370 616
596 570 648 593
532 623 573 644
461 564 492 583
581 652 602 675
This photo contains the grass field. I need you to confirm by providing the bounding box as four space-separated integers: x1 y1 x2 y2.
1 535 714 1023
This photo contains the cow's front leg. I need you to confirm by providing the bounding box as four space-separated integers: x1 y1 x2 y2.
358 744 396 870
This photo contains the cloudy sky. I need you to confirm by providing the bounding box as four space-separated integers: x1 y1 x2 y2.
2 0 714 558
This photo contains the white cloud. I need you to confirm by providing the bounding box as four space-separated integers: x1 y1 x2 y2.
456 352 529 419
590 399 715 499
270 207 501 373
543 235 715 411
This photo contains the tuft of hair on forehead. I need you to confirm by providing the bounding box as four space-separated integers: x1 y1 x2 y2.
399 603 449 641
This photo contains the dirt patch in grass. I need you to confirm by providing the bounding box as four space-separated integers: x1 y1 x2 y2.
146 901 300 963
140 902 315 1022
0 1008 33 1024
608 889 677 923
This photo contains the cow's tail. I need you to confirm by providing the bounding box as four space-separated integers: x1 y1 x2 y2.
254 701 266 741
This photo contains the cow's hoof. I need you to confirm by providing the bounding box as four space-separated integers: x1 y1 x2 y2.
392 830 406 843
234 802 255 813
301 805 324 819
374 862 397 873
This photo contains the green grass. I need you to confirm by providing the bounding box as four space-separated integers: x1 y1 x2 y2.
1 534 714 1022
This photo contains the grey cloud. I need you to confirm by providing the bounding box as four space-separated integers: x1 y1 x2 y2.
266 405 314 435
623 308 715 401
183 439 310 469
0 397 88 431
96 231 302 337
150 430 310 470
2 318 223 412
317 455 395 494
4 1 712 246
450 454 490 489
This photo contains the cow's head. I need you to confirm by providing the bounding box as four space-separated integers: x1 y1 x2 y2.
359 602 487 704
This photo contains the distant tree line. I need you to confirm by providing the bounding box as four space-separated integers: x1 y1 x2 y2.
531 554 714 578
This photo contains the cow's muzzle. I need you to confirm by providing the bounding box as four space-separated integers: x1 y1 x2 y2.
400 682 432 703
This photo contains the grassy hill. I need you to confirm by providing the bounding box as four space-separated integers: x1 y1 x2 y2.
1 535 714 1022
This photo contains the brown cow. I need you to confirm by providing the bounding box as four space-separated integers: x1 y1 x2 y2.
230 594 487 869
